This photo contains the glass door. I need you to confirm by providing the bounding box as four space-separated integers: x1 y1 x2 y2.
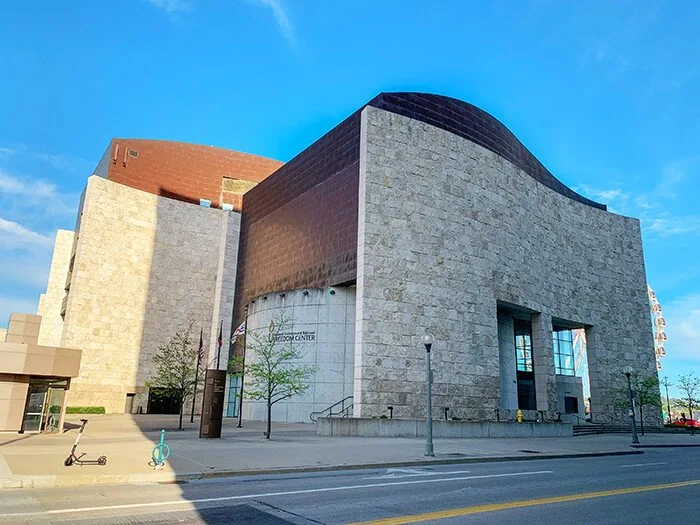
22 384 48 433
44 386 66 432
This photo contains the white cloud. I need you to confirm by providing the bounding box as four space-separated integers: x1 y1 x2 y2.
147 0 192 13
0 217 54 248
247 0 296 46
0 147 15 157
0 168 79 219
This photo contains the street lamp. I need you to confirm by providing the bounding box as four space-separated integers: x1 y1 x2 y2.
423 332 434 457
623 366 640 444
663 377 672 424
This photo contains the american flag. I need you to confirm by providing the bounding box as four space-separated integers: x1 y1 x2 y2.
232 321 246 339
198 329 204 363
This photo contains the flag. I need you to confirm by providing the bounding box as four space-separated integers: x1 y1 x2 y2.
232 321 246 339
198 329 204 363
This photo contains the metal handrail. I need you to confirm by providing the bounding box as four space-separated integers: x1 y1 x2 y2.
310 396 353 422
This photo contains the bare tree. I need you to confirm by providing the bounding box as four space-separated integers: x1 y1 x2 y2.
231 311 315 439
148 324 203 430
676 372 700 436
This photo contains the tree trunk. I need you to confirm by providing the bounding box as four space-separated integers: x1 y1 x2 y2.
690 399 695 437
266 396 272 439
179 397 184 430
639 404 645 435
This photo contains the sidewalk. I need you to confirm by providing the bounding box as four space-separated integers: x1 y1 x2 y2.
1 415 696 489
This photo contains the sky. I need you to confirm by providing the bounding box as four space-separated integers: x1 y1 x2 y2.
0 1 698 397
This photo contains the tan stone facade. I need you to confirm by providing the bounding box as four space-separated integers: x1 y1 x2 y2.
0 313 81 432
55 176 238 413
37 230 74 347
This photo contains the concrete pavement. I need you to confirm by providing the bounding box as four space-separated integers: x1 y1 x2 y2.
0 414 696 489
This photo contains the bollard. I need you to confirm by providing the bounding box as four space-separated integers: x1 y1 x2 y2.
151 429 171 469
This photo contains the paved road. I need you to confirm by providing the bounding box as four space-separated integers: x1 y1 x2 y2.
1 447 699 524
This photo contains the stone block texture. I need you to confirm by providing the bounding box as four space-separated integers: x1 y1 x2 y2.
37 230 74 347
60 176 240 413
355 104 657 421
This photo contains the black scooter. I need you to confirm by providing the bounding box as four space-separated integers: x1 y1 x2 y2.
64 419 107 466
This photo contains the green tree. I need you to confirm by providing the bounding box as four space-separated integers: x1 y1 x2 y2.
148 324 203 430
230 311 315 439
676 372 700 436
614 373 662 434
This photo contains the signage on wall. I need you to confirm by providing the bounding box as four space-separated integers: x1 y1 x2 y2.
273 331 316 343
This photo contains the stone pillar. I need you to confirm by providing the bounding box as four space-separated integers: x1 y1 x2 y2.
531 312 557 418
584 325 603 421
497 312 518 411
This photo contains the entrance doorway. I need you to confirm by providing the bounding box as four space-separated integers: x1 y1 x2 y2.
147 388 180 414
21 379 67 433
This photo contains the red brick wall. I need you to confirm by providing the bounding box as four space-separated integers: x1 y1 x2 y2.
103 139 283 210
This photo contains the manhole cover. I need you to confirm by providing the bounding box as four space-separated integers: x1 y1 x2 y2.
518 449 542 454
445 453 467 456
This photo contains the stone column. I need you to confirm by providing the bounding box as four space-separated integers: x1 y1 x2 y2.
497 312 518 411
531 312 557 418
584 324 603 421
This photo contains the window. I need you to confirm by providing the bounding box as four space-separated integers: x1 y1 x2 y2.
514 319 536 410
553 328 575 375
514 320 533 372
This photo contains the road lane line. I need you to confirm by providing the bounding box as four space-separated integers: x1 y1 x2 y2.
365 469 472 479
348 479 700 525
620 462 668 468
0 470 552 518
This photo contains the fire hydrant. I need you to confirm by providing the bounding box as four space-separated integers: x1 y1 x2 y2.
517 409 523 423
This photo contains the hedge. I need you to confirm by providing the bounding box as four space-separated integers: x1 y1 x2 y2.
66 406 106 414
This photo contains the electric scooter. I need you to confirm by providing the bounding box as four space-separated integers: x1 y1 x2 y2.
64 419 107 466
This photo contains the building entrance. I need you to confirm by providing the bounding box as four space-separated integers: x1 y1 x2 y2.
21 379 67 433
146 388 180 414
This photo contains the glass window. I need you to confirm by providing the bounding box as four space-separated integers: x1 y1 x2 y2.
514 320 533 372
553 328 575 375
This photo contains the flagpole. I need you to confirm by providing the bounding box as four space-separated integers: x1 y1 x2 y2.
216 320 223 369
191 328 203 423
237 305 249 428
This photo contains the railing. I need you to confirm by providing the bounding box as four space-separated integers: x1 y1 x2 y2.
310 396 353 422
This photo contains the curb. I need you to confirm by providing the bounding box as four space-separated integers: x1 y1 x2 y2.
631 444 700 448
0 449 642 489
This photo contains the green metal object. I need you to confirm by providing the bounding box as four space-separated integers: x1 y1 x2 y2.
152 429 171 466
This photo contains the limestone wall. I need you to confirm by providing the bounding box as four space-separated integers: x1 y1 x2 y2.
61 176 239 413
37 230 75 347
355 106 657 421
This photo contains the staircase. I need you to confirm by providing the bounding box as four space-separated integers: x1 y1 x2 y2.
310 396 353 422
573 422 667 436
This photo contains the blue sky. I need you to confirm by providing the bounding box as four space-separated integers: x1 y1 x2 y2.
0 1 698 394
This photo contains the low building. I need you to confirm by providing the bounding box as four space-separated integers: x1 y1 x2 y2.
0 314 81 433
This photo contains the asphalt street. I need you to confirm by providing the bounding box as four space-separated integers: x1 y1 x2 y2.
1 447 699 524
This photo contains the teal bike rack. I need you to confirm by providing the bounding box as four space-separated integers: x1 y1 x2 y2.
151 429 171 467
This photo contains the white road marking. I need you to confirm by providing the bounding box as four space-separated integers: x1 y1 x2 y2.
0 470 553 519
365 468 473 479
620 462 668 468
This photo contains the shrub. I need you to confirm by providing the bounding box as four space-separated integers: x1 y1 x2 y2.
66 406 106 414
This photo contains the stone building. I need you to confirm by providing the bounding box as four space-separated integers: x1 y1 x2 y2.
19 92 657 427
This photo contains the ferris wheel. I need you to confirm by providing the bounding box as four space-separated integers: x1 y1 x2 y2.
648 285 666 370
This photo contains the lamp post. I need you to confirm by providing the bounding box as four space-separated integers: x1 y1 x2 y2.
423 332 434 457
623 366 640 444
663 376 672 424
